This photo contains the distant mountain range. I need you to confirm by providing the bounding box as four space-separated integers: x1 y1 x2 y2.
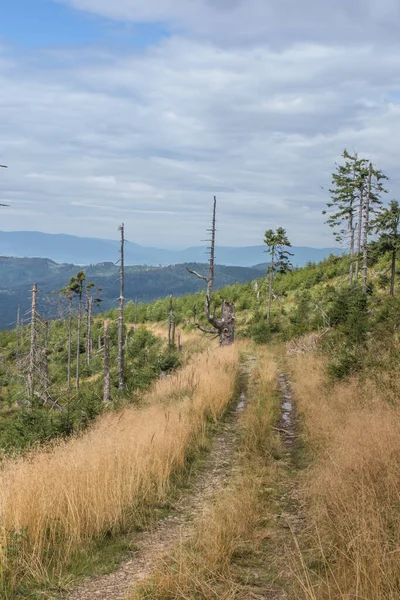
0 258 263 329
0 231 341 268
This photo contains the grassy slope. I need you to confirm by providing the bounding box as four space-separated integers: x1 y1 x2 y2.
0 248 399 598
0 345 241 598
128 250 400 599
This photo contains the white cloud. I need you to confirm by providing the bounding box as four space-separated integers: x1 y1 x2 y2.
1 8 400 247
57 0 400 45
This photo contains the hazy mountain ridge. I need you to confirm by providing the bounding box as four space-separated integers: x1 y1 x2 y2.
0 257 262 329
0 231 341 267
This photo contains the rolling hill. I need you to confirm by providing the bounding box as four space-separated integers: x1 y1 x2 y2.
0 231 341 267
0 257 262 329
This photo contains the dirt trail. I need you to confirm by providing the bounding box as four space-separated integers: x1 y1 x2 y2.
65 392 246 600
265 372 304 599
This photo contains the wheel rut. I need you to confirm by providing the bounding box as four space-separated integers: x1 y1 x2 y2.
64 392 246 600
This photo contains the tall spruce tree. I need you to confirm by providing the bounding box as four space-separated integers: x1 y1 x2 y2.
325 149 387 288
372 200 400 296
263 227 292 322
361 162 388 293
324 150 365 283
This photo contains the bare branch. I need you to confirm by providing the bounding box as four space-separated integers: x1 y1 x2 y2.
194 323 219 335
192 303 218 335
186 268 208 282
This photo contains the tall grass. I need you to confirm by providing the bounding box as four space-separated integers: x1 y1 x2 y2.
290 352 400 599
145 323 218 361
0 345 240 596
131 347 281 600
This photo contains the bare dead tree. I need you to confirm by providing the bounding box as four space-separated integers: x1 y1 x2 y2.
362 162 372 294
103 319 111 403
16 306 20 371
43 321 50 394
187 196 235 345
85 284 95 366
28 283 38 398
118 223 125 390
168 295 176 349
60 287 74 392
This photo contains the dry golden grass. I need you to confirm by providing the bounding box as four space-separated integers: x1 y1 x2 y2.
131 347 281 600
289 352 400 599
131 477 261 600
0 345 240 595
145 323 219 361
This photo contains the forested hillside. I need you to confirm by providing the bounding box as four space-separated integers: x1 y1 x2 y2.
0 150 400 599
0 258 261 329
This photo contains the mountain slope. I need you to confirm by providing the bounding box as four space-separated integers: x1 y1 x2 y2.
0 231 341 267
0 257 262 329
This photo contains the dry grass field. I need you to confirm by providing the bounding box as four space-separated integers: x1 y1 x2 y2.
0 344 240 596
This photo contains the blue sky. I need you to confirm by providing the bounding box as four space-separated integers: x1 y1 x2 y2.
1 0 168 50
1 0 400 248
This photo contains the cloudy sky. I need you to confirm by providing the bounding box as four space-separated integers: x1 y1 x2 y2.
1 0 400 248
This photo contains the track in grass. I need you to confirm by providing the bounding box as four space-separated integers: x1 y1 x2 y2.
66 395 246 600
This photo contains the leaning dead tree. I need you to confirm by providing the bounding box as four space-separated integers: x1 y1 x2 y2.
188 196 235 346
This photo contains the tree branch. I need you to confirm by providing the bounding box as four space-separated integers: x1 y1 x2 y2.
186 268 208 282
194 323 219 335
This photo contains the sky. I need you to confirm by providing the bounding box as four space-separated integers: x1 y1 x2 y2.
1 1 400 248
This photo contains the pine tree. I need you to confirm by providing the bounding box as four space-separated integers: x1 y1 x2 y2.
263 227 292 321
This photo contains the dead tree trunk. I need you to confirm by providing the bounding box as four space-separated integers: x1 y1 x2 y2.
28 283 38 398
43 321 50 395
355 182 364 280
16 306 20 372
168 295 176 349
67 297 72 391
188 196 235 345
362 163 372 294
220 301 235 345
76 291 82 391
85 293 93 366
118 223 125 391
267 247 275 322
390 246 396 296
103 319 111 403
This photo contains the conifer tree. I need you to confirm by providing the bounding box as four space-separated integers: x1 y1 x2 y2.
263 227 292 321
61 285 74 391
325 149 387 287
69 271 86 390
361 162 388 293
372 200 400 296
324 150 364 283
